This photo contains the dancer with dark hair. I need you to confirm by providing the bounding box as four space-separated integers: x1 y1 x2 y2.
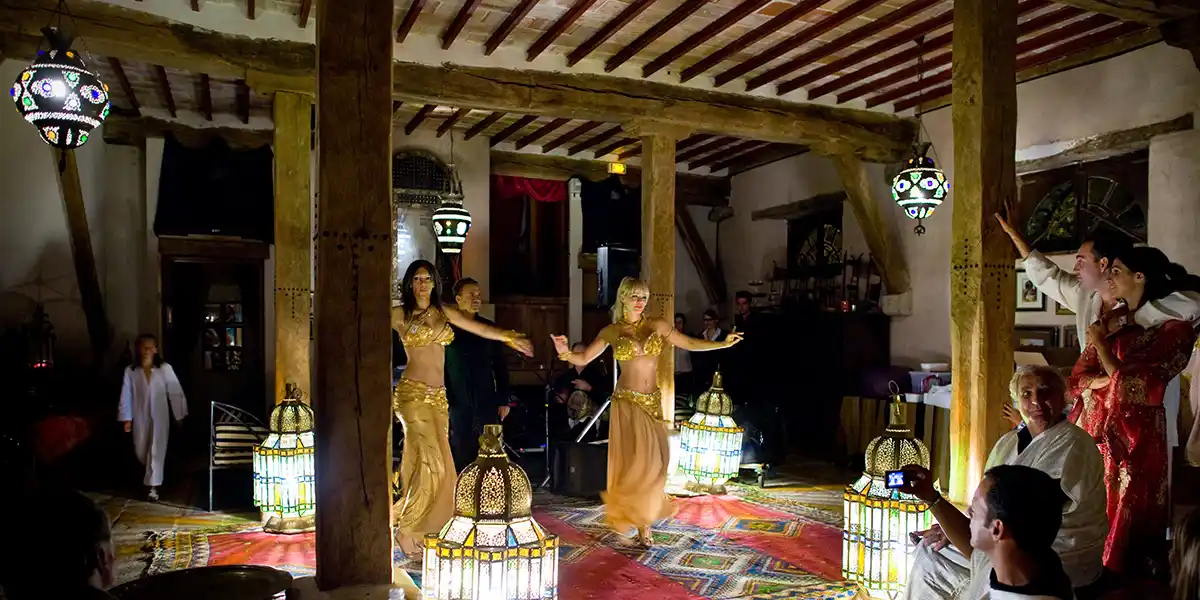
118 334 187 501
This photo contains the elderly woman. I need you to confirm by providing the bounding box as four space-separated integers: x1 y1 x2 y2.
901 365 1108 600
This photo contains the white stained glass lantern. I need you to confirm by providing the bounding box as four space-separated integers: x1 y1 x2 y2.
890 145 949 237
843 388 934 599
253 383 316 533
678 372 743 494
10 27 110 149
432 189 472 255
423 424 559 600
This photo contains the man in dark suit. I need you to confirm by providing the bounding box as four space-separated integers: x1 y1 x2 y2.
445 278 512 473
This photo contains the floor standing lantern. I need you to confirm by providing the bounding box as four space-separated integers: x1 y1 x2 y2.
423 424 559 600
253 383 316 533
843 382 933 599
678 372 743 493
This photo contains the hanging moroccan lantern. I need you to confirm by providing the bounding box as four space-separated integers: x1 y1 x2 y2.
253 383 316 533
432 187 472 255
843 382 934 599
10 27 110 149
23 304 56 370
423 424 559 600
678 372 743 493
891 145 948 236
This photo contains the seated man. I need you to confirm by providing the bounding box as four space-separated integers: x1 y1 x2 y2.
967 465 1074 600
900 365 1107 599
1 488 116 599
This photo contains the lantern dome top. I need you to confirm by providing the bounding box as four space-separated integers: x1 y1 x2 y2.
268 385 314 434
695 371 734 416
453 424 531 520
863 392 930 478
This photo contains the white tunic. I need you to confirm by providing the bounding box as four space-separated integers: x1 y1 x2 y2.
118 364 188 486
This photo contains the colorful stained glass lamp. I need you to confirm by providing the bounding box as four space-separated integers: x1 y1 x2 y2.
432 185 472 255
10 27 110 149
678 372 743 494
423 424 559 599
891 143 948 236
253 383 316 534
843 382 934 599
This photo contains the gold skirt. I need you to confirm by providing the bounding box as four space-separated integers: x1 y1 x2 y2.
392 378 455 539
602 387 677 533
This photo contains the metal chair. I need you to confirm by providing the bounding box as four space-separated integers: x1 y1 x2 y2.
208 401 268 511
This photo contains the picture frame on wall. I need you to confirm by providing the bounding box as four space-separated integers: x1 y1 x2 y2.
1015 269 1047 312
1062 325 1080 349
1056 301 1075 316
1014 326 1059 351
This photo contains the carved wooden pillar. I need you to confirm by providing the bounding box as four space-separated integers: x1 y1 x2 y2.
272 91 312 402
949 0 1018 504
313 0 394 588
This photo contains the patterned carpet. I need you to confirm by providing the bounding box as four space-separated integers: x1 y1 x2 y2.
103 464 863 600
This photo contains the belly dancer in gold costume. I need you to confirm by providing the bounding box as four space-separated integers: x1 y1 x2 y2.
391 260 533 557
551 277 742 546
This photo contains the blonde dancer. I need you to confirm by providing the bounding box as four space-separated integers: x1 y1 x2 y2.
391 259 532 559
552 277 742 545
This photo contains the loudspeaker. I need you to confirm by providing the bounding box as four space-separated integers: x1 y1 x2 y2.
552 440 608 498
597 245 639 307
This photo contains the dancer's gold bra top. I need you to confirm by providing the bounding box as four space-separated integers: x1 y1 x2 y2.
612 332 667 361
401 309 455 347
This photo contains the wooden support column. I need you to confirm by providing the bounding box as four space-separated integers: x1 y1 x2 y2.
630 121 690 423
55 150 109 362
313 0 394 588
832 156 910 294
273 91 312 401
949 0 1018 504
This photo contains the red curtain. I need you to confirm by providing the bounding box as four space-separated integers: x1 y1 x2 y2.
491 175 567 203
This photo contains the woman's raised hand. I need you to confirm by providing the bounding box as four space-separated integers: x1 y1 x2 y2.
725 330 744 347
551 334 570 355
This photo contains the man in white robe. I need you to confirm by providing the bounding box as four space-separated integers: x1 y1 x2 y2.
118 356 188 501
899 365 1107 600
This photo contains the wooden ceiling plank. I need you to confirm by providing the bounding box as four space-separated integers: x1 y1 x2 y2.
593 136 637 158
190 0 199 10
528 0 598 61
247 0 255 19
396 0 426 43
515 117 570 149
679 0 833 83
676 133 715 153
236 80 250 123
298 0 312 27
677 137 739 163
568 0 658 67
688 139 765 169
106 57 141 116
716 0 896 88
463 111 506 139
741 0 941 92
712 143 809 174
488 114 538 146
869 11 1110 108
617 144 643 159
405 104 437 134
605 0 706 72
436 108 466 137
485 0 539 55
895 21 1148 112
642 0 770 77
199 73 213 120
153 64 176 118
568 124 622 155
1048 0 1194 25
442 0 482 49
544 120 603 152
701 141 779 170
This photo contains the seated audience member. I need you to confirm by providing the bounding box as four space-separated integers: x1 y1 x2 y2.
552 342 611 440
900 365 1107 599
692 309 728 388
2 488 116 600
968 465 1074 600
1174 508 1200 600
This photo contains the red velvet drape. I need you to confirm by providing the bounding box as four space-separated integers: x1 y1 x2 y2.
491 175 567 203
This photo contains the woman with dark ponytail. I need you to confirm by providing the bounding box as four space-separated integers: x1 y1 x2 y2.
1067 245 1200 579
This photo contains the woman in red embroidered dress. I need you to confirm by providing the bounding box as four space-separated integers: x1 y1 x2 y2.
1068 246 1200 578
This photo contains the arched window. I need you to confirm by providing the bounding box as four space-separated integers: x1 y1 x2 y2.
391 150 460 298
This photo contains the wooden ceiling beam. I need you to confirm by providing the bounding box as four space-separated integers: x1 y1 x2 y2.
514 117 570 149
1048 0 1194 25
485 0 538 55
710 143 809 175
593 136 637 158
568 0 657 67
153 64 176 117
740 0 941 92
605 0 706 72
489 114 538 146
528 0 597 61
237 80 250 123
677 137 738 163
189 0 198 11
544 120 602 152
751 191 844 220
688 140 766 169
199 73 213 120
443 0 482 49
680 0 831 83
107 57 141 116
247 0 254 19
715 0 893 88
568 124 622 156
436 108 466 137
405 104 436 134
643 0 769 77
463 111 505 140
396 0 425 43
298 0 312 27
102 115 272 148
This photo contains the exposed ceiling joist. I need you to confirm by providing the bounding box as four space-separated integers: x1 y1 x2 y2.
1049 0 1195 25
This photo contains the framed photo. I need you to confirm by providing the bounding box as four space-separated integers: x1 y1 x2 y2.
223 303 244 324
1015 270 1047 312
1014 326 1059 351
1056 301 1075 316
1062 325 1080 349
